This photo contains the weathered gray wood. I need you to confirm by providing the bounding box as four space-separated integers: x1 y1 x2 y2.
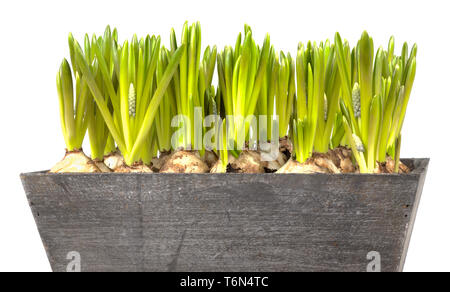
20 158 429 272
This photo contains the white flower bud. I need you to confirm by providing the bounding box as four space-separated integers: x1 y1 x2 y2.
352 83 361 118
128 83 136 118
352 133 365 153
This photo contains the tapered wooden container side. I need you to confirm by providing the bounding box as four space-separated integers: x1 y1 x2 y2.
20 158 429 272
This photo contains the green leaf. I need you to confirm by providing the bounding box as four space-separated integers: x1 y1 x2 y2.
358 31 374 147
60 59 76 148
128 44 186 163
367 94 381 171
74 43 126 153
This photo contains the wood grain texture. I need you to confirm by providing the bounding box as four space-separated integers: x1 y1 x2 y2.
20 159 429 272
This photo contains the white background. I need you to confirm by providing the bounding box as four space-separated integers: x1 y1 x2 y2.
0 0 448 272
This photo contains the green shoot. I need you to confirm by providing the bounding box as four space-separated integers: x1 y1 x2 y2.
335 32 417 173
314 40 341 153
256 45 278 142
276 51 295 138
217 25 271 158
167 22 217 157
291 42 325 163
56 33 91 151
74 28 185 166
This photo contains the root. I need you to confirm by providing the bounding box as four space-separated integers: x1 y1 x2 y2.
160 150 209 173
49 150 100 173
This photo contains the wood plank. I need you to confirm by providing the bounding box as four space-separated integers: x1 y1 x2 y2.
20 158 429 272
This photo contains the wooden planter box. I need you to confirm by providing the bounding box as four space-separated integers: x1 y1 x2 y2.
20 158 429 272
